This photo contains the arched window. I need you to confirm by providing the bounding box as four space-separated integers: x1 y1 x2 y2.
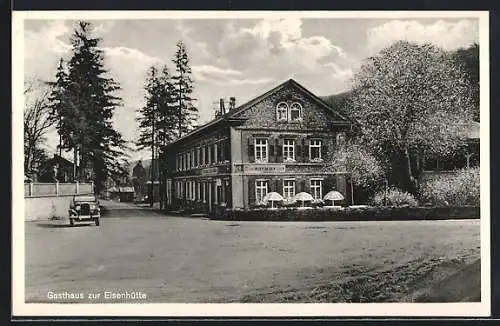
290 102 302 121
276 102 288 121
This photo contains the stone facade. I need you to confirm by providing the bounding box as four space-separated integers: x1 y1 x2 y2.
163 79 352 215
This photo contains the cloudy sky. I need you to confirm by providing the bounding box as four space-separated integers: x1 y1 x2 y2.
23 15 479 161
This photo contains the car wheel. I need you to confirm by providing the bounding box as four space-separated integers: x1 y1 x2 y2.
69 218 74 226
95 218 100 226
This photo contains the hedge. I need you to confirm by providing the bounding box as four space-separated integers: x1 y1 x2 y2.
210 206 480 221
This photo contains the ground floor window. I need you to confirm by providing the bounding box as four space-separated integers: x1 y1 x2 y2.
310 179 322 200
283 179 295 199
166 179 172 204
255 180 268 203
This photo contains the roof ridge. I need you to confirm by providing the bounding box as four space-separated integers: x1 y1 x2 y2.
166 78 351 146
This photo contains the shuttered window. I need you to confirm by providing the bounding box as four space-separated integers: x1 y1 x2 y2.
283 179 296 199
255 138 268 163
309 139 322 161
205 145 209 165
310 179 322 200
283 139 295 161
255 180 268 203
216 141 222 163
223 140 230 162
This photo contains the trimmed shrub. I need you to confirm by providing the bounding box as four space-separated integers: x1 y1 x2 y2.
212 206 479 221
419 167 480 206
372 187 418 207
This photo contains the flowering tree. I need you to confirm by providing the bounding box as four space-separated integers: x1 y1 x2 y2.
326 140 384 188
324 138 385 204
350 41 475 194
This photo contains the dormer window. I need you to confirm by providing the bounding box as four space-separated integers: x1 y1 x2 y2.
290 102 302 121
276 102 288 121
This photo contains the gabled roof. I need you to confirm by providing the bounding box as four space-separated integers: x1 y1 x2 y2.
167 78 352 147
230 78 351 122
47 154 74 166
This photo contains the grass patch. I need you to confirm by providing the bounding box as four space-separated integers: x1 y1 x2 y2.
240 256 480 303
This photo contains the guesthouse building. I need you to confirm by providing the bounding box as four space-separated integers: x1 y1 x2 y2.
163 79 353 215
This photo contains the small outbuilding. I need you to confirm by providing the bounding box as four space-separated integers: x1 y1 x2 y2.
117 187 135 202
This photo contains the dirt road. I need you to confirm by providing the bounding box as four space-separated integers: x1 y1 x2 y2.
25 201 480 303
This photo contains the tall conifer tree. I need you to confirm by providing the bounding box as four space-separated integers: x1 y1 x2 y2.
49 21 126 193
171 41 197 138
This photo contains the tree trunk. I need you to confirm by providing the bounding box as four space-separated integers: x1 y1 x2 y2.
404 147 417 194
150 109 155 207
25 141 34 175
178 64 183 138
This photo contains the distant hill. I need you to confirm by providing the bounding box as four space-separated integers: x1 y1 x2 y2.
321 91 354 120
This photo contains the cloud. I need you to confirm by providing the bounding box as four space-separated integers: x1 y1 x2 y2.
209 17 362 97
217 18 346 76
212 77 275 86
24 20 71 57
323 62 354 81
366 19 479 54
175 20 213 62
101 46 166 143
192 64 242 81
24 20 165 150
94 21 115 34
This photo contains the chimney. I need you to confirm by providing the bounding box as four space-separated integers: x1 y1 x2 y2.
229 97 236 111
219 98 225 115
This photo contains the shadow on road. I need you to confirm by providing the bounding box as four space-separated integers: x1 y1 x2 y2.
36 223 94 228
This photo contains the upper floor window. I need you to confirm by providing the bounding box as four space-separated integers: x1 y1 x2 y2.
309 139 322 161
255 138 268 163
290 102 302 121
205 145 211 164
276 102 288 121
283 139 295 161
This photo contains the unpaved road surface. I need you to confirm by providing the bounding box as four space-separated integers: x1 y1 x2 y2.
25 201 480 303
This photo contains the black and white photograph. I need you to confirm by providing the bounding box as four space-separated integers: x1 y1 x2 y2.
12 10 490 317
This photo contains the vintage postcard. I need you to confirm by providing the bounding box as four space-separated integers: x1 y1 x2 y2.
12 10 490 317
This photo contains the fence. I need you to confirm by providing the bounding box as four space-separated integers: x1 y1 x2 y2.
24 182 94 197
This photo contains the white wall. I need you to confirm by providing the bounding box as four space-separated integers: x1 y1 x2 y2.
24 195 75 221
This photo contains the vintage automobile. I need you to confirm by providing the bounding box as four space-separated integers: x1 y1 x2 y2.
68 195 101 226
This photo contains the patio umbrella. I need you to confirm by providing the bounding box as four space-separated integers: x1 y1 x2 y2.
263 192 284 208
323 190 344 206
294 192 314 207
